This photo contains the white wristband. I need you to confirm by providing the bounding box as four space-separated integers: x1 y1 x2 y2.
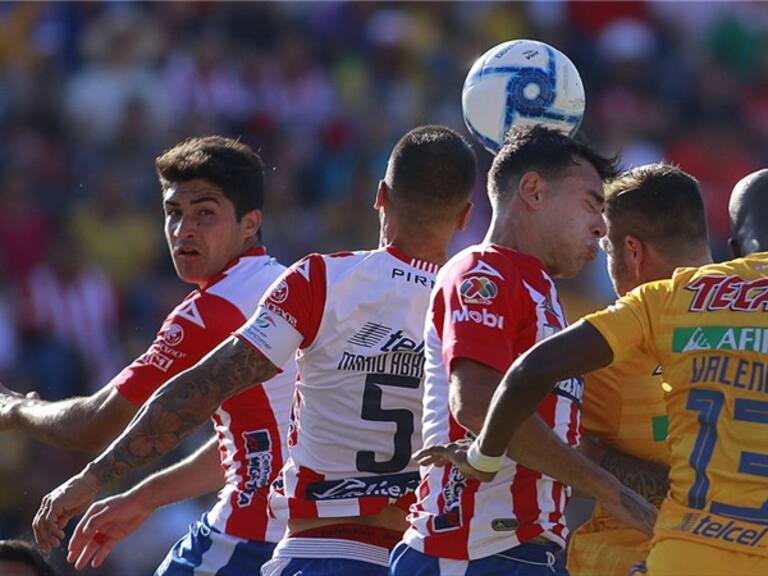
466 440 503 473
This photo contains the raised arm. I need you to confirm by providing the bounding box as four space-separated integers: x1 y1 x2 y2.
0 383 138 453
67 436 224 570
475 320 613 461
33 336 278 552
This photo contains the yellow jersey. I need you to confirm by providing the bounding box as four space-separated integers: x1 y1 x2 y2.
567 355 669 576
585 252 768 559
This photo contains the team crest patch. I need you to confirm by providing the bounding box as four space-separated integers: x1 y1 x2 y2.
459 276 498 304
162 323 184 346
269 280 289 304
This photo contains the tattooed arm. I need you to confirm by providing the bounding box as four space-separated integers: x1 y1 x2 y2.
600 446 669 508
33 337 278 551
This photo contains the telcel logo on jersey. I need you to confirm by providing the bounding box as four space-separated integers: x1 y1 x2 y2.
459 276 498 305
451 307 505 329
672 513 768 548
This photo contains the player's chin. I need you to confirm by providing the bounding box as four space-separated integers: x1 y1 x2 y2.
175 263 209 285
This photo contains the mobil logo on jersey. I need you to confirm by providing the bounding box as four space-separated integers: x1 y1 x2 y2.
237 429 274 507
459 276 498 305
451 306 505 329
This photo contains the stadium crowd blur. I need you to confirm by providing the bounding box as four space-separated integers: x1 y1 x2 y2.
0 2 766 573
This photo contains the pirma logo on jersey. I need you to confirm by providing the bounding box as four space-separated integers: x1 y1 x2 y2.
162 323 184 346
459 276 498 305
269 280 289 304
673 327 768 353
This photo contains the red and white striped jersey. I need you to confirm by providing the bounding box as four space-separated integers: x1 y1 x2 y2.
111 248 294 543
236 246 439 521
404 244 583 560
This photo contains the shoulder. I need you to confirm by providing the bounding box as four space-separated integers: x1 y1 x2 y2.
207 255 287 318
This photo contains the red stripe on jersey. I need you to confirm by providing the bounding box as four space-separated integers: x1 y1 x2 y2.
359 497 385 516
220 385 284 540
512 397 560 539
423 416 475 559
566 397 580 446
287 466 324 518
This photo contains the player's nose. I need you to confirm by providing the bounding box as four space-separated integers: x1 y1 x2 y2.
591 214 607 238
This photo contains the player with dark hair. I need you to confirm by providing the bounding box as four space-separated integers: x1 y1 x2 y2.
1 136 295 574
566 164 712 575
35 125 477 575
391 126 655 576
729 168 768 258
0 540 57 576
434 167 768 575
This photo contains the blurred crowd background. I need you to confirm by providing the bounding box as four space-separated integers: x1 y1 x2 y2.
0 2 766 574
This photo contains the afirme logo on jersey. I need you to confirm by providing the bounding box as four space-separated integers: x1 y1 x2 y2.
673 326 768 353
237 429 273 508
451 307 505 329
671 513 768 548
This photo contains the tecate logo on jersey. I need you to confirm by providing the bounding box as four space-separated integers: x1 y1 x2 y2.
451 307 505 329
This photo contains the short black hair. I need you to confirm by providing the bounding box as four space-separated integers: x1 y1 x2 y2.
605 163 709 256
729 168 768 256
155 136 264 221
385 125 476 222
0 540 57 576
488 125 617 203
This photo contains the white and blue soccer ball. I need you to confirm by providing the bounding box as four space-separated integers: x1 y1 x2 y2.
462 39 585 154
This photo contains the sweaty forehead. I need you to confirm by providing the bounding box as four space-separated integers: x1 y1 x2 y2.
163 179 226 204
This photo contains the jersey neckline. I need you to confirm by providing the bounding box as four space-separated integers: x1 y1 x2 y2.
385 245 440 275
200 246 268 291
484 242 547 272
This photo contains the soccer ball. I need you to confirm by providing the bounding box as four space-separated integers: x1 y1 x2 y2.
462 39 585 154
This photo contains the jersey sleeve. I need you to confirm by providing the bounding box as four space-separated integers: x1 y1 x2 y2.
584 279 671 366
112 292 247 405
440 261 519 374
235 254 325 370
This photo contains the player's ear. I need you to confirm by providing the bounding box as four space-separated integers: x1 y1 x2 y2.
374 180 389 210
517 171 544 210
241 209 262 241
457 201 473 231
624 234 644 273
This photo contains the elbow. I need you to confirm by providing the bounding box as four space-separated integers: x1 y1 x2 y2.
450 401 486 435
